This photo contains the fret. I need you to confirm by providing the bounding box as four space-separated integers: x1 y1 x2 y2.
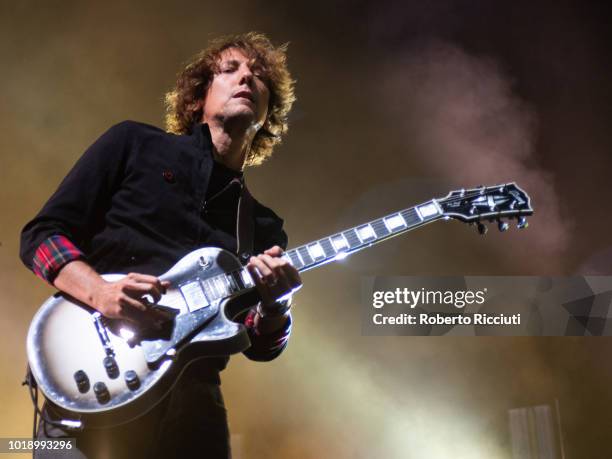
343 229 361 248
307 242 325 260
401 208 421 227
297 246 314 266
384 213 406 232
287 250 303 269
330 233 350 252
320 238 336 257
416 201 440 220
229 271 242 290
356 224 376 242
240 269 254 288
371 219 390 238
225 273 236 292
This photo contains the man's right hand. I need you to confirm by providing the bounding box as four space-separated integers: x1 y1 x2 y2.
54 260 171 327
91 273 171 325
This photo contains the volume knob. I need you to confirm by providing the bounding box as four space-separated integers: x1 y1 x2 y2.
124 370 141 391
103 356 120 379
93 382 110 404
73 370 90 393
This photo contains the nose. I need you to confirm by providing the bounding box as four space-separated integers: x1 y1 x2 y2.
238 64 254 86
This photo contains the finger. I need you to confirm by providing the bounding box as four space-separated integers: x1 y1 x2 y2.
119 295 148 313
255 259 293 302
126 272 162 283
127 273 166 292
264 246 283 257
283 265 302 289
119 297 167 327
266 259 289 287
122 280 163 303
262 255 300 290
123 284 161 304
248 256 275 285
246 264 274 305
258 253 283 272
269 270 291 297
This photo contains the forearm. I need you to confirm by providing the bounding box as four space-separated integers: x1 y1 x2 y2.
53 259 107 309
24 233 106 310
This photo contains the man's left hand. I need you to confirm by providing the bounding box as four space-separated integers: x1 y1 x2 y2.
247 246 302 308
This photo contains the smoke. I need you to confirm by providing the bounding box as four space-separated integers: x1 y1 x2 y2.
380 41 570 272
227 314 514 459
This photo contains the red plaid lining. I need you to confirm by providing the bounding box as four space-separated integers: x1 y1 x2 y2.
33 235 84 284
244 308 292 358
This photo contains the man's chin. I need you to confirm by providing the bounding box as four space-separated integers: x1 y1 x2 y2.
224 110 257 129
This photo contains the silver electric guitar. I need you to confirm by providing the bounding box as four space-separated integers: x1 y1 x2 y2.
27 183 533 427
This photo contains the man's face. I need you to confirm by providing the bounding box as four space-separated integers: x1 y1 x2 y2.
201 48 270 129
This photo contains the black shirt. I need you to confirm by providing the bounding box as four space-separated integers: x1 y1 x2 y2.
20 120 287 277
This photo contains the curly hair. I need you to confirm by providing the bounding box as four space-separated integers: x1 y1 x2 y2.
164 32 296 167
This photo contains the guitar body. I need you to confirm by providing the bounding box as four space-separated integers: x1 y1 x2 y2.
27 247 255 428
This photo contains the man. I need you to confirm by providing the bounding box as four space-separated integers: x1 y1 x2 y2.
20 32 300 458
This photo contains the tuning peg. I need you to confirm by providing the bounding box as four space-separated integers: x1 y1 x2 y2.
517 216 528 229
497 220 509 232
477 222 488 235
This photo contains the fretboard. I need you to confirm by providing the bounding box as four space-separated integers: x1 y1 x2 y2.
282 199 444 272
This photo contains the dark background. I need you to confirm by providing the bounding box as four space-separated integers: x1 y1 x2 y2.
1 1 611 457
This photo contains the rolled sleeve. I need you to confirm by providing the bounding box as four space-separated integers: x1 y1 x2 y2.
32 235 84 284
242 308 292 362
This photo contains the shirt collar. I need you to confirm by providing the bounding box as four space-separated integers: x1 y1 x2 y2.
189 122 247 178
190 122 214 153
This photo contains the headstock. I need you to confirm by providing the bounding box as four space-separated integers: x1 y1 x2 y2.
437 183 533 235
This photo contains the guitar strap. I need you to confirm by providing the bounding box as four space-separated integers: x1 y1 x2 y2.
204 175 254 264
236 177 255 264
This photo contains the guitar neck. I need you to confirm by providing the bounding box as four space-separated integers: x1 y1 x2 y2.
166 183 530 310
282 199 445 273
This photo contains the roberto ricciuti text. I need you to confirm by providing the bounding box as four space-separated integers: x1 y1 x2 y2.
372 313 521 326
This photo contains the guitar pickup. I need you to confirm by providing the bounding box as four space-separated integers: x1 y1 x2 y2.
179 280 210 311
